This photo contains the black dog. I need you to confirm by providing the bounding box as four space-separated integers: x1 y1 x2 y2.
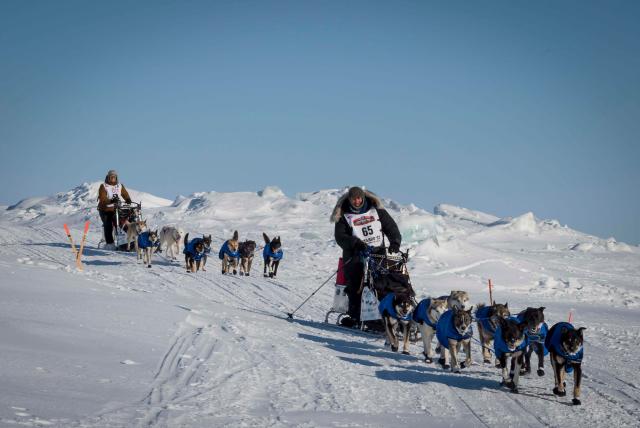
238 240 256 276
262 233 283 278
545 322 585 405
494 317 528 393
517 307 548 376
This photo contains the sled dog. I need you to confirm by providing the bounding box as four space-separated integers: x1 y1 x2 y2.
494 317 528 393
545 322 585 405
476 302 511 365
378 293 416 354
412 297 448 363
126 219 147 253
220 231 240 275
238 240 257 276
159 226 183 260
263 233 283 278
517 307 548 376
436 307 474 373
184 233 206 273
137 230 159 268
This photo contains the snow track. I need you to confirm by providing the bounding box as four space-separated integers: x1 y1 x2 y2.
1 196 639 427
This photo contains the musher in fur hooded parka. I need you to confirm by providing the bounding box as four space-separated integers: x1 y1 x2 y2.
331 187 402 261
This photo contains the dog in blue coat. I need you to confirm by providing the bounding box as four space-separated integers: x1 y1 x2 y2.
137 229 159 268
545 322 585 405
262 233 283 278
412 297 447 363
494 317 528 393
517 307 548 376
378 292 416 354
475 302 510 366
436 307 474 372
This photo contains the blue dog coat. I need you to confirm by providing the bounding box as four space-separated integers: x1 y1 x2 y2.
137 231 159 249
218 240 240 260
476 305 497 335
493 317 529 359
412 298 437 328
184 238 206 261
436 310 473 350
263 244 283 261
545 322 583 372
378 293 412 321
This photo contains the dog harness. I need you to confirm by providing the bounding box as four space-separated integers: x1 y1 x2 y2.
219 240 241 260
378 293 412 321
412 298 437 328
545 322 584 370
475 305 498 334
344 206 384 248
436 310 473 350
137 231 159 249
263 245 283 261
184 239 206 261
493 318 529 359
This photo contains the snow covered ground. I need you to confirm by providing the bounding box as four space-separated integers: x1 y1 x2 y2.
0 183 638 427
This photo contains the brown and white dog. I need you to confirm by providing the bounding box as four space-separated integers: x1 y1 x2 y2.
436 307 474 373
238 240 256 276
445 290 473 311
159 226 183 260
412 297 448 363
379 292 416 354
221 231 240 275
126 219 147 253
475 302 511 365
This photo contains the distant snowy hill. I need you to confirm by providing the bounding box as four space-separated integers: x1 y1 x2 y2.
0 184 638 427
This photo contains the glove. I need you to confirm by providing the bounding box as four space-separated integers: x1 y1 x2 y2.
354 239 368 253
111 195 119 203
388 243 400 254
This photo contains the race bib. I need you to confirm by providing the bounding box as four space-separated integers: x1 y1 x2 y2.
344 208 384 247
104 184 122 201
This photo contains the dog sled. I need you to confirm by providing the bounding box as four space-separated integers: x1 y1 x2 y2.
98 201 142 250
325 248 417 338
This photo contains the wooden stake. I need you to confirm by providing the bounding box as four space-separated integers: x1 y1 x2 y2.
76 221 90 271
488 279 494 305
63 224 78 259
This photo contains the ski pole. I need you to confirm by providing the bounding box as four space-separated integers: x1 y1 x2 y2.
76 221 90 271
287 257 353 320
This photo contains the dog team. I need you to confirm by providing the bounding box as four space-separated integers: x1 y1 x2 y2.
123 221 284 276
379 290 585 405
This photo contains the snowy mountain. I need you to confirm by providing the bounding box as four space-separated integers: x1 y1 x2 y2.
0 185 638 427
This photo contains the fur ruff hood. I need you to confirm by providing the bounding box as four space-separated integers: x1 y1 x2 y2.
330 189 384 223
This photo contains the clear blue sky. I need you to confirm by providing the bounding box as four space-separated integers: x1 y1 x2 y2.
1 1 639 244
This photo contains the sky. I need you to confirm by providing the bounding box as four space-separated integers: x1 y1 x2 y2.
1 0 638 244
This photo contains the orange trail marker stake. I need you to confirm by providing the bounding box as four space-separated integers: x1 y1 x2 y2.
76 221 90 271
488 279 494 305
568 310 573 323
63 224 79 259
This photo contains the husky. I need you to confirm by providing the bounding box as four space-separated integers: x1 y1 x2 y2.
238 240 256 276
476 302 511 365
378 292 416 354
219 231 240 275
545 322 585 405
436 307 474 373
159 226 183 260
184 233 206 273
200 234 213 271
412 297 448 363
137 229 159 268
445 290 473 311
517 307 548 376
262 233 283 278
494 317 528 393
126 219 147 253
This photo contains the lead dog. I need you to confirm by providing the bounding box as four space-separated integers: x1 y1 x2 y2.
412 297 448 363
545 322 585 405
262 233 283 278
159 226 183 260
219 231 240 275
476 302 511 365
238 240 256 276
378 292 416 354
494 317 528 393
436 307 474 373
517 307 548 376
